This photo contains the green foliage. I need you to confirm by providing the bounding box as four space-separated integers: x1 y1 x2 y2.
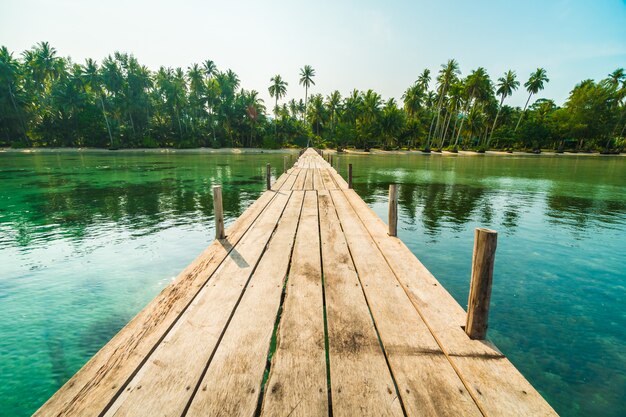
0 43 624 152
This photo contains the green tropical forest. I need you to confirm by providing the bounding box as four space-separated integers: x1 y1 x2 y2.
1 42 624 153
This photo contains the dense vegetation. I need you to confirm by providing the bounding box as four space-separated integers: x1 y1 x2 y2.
1 42 624 152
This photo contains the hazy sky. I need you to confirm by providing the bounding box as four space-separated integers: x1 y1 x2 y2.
1 0 625 108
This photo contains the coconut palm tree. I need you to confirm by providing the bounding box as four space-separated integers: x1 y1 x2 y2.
488 70 519 145
81 58 114 146
454 67 492 148
0 46 28 142
430 59 460 148
299 65 315 117
299 65 315 145
242 89 265 146
515 68 549 131
326 90 341 139
416 69 431 91
268 74 287 136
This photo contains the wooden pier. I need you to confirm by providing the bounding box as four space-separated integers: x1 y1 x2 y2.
35 149 557 417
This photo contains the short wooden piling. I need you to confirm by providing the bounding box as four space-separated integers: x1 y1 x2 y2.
348 164 353 189
266 163 271 190
466 228 498 340
212 185 225 239
284 156 288 173
388 184 398 236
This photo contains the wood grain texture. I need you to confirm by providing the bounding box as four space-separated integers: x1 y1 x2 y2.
341 188 558 417
292 167 308 190
185 191 304 417
104 190 292 417
466 228 497 340
388 184 398 237
259 191 328 417
331 189 481 417
318 190 404 417
213 185 225 240
33 190 278 417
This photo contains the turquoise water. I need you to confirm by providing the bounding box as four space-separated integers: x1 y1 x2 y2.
0 150 624 416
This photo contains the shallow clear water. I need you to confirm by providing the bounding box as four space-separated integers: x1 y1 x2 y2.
1 150 624 416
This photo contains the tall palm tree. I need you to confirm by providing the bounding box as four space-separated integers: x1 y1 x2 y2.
0 46 28 141
604 68 625 142
402 83 425 118
203 60 217 80
515 68 549 131
268 74 287 136
440 82 463 149
430 59 460 148
242 89 265 147
326 90 341 139
416 69 431 91
299 65 316 117
488 70 519 145
454 67 492 147
81 58 114 146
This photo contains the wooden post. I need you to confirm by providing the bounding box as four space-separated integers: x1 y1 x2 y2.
213 185 225 240
329 155 333 167
348 164 353 189
466 228 498 340
388 184 398 236
266 163 271 190
283 156 288 173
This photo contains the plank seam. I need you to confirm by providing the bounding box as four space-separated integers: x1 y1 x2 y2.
253 191 306 416
179 190 296 417
96 189 282 417
326 190 409 417
339 189 489 417
316 190 334 417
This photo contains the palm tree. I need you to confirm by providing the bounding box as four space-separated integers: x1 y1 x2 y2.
81 58 114 146
454 67 492 147
243 89 265 147
604 68 625 143
0 46 28 142
268 74 287 136
440 82 463 149
515 68 549 131
430 59 460 149
299 65 315 145
487 70 519 146
416 69 431 90
326 90 341 140
203 60 217 80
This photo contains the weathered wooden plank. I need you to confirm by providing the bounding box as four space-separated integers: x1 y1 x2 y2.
314 168 325 191
292 167 308 190
271 168 291 190
318 190 404 417
340 188 558 417
185 191 305 417
33 190 280 417
330 189 481 417
104 190 293 417
320 168 339 190
330 167 349 189
259 191 328 417
280 168 299 191
304 165 314 190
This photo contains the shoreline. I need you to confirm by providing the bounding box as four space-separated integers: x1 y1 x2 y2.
0 147 623 157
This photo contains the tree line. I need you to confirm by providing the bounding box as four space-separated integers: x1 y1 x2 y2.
1 42 624 152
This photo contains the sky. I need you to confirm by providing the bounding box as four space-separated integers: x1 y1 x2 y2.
1 0 625 108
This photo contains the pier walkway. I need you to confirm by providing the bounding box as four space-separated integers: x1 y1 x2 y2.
35 149 557 416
